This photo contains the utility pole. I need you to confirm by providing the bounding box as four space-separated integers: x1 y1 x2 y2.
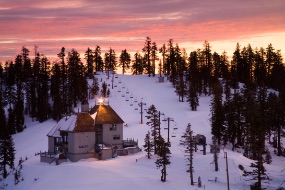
224 152 230 190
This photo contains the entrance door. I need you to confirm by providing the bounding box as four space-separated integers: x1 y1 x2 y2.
96 133 103 144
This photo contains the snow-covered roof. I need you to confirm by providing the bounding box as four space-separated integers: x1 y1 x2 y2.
90 112 97 121
47 113 95 137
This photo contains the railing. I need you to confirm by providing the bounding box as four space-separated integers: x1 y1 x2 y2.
40 151 56 158
123 138 138 147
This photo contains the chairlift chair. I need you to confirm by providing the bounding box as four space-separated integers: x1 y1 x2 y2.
118 88 121 92
115 74 118 78
171 132 176 137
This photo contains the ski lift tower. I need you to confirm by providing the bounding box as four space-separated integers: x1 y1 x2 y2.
162 117 177 143
138 98 146 124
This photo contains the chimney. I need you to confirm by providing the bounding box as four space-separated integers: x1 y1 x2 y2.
81 99 89 112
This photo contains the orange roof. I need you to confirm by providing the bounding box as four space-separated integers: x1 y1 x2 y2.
90 105 124 124
73 112 95 132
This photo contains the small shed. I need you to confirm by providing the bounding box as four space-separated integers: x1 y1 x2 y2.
195 134 207 155
195 134 206 145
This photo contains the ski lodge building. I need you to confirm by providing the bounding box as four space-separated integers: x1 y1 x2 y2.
41 101 139 164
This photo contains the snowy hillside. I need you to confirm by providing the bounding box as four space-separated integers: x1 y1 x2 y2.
2 73 285 190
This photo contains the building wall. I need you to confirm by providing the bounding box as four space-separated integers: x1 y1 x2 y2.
102 123 123 148
67 152 95 162
40 155 55 164
68 132 95 154
48 136 55 153
100 148 113 160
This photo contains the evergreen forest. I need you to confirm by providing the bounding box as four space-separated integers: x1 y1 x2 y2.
1 38 285 189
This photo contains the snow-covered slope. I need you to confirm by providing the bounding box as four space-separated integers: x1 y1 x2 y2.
3 73 285 190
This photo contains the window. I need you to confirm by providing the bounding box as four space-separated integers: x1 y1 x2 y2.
113 135 120 140
110 124 117 131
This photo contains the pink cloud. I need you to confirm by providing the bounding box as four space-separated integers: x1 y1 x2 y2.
1 0 285 63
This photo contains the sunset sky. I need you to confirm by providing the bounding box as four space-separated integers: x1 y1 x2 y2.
1 0 285 63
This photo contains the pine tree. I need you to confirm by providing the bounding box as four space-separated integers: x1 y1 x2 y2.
143 131 154 159
272 50 284 90
57 47 69 114
14 54 25 132
90 77 100 98
50 62 63 121
264 148 272 164
94 45 104 72
21 47 32 115
253 48 267 86
187 51 199 111
166 39 176 83
107 88 110 97
174 46 187 102
155 137 171 182
119 49 131 74
37 54 51 122
210 79 225 145
67 49 88 107
142 37 152 77
212 136 219 171
146 105 160 154
159 43 167 74
224 91 242 151
101 82 107 97
85 47 94 78
131 52 144 75
180 123 195 185
0 64 4 99
4 61 16 109
7 108 16 135
0 122 15 179
30 53 40 120
0 97 6 137
104 48 117 77
231 43 242 88
14 98 24 132
151 41 158 76
200 41 212 95
267 92 284 156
